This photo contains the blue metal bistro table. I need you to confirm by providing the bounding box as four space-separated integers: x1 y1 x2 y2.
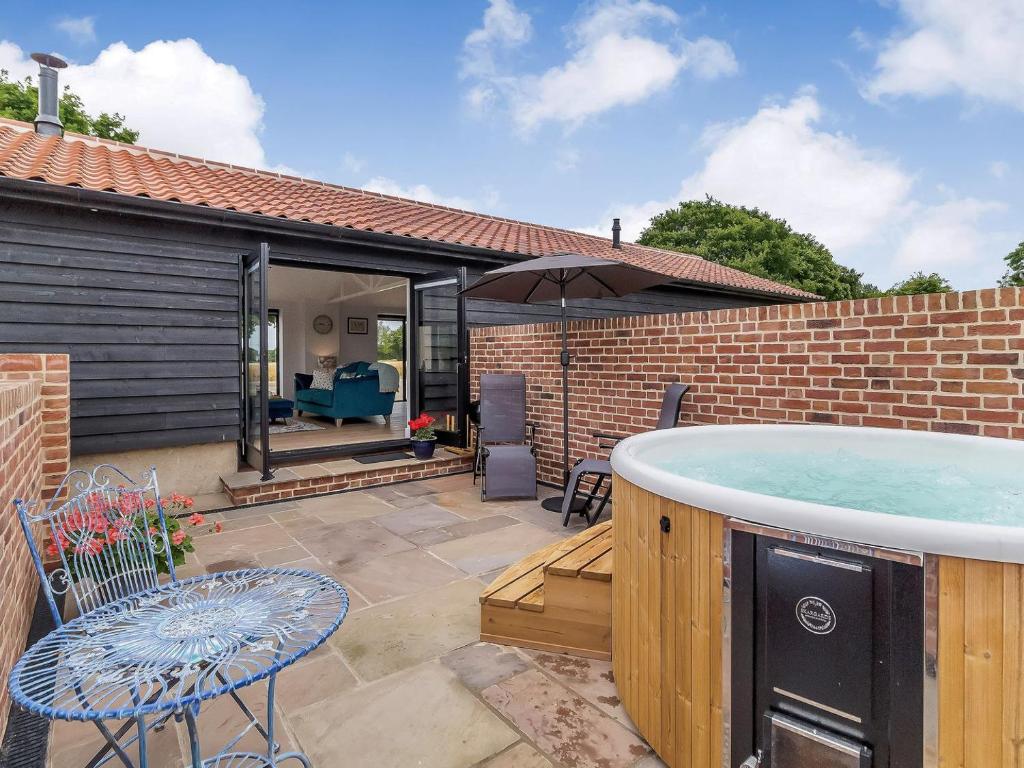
9 568 349 767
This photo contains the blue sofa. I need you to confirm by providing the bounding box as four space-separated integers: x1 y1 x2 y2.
294 362 396 425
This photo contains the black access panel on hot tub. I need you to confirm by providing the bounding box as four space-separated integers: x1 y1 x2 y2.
728 528 924 768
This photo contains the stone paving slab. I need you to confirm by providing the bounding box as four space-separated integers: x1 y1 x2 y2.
482 669 650 768
373 502 465 535
294 517 415 569
525 650 637 732
330 578 482 681
44 474 655 768
332 548 465 604
482 742 556 767
441 642 532 691
289 661 518 768
426 522 563 575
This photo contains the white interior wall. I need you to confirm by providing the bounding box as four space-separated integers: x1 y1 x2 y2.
268 265 407 400
335 291 407 365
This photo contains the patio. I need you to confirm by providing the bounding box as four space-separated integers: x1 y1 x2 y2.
43 474 661 768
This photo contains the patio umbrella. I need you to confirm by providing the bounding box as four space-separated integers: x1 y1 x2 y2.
461 253 669 512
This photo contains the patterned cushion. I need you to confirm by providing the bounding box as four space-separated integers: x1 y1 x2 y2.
310 368 335 390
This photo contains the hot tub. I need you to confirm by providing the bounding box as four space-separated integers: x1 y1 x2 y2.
609 424 1024 768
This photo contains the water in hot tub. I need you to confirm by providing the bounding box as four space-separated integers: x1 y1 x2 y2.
657 448 1024 526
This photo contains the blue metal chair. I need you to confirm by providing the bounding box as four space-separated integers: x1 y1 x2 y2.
13 464 274 767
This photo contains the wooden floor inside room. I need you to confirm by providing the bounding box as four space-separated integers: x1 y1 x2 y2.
267 401 408 452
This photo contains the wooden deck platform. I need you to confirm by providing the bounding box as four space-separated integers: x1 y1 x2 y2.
480 521 613 660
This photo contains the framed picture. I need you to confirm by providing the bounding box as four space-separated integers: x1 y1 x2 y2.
347 317 369 335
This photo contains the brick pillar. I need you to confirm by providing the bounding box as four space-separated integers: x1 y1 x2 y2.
0 353 70 738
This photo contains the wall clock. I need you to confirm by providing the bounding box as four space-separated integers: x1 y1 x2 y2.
313 314 333 334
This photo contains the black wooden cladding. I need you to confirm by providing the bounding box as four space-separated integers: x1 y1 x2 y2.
0 191 785 457
0 210 242 455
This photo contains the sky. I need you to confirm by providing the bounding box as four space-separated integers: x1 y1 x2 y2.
1 0 1021 290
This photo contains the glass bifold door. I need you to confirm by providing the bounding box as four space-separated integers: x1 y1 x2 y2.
242 250 467 477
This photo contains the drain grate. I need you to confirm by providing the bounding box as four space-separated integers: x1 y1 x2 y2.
1 589 59 768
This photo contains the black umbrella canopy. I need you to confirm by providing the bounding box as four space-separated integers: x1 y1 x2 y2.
460 253 668 303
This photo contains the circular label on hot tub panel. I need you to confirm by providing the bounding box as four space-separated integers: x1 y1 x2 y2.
795 596 836 635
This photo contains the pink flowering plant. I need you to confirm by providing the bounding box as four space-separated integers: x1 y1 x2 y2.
46 489 222 581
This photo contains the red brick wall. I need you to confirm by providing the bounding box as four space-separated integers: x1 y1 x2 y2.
0 354 70 737
470 288 1024 485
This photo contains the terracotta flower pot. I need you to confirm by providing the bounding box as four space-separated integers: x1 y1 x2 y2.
411 439 437 460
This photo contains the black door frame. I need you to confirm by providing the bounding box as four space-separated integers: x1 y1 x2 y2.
242 243 272 480
409 268 469 449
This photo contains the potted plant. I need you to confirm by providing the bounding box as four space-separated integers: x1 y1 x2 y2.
46 490 222 585
408 413 438 459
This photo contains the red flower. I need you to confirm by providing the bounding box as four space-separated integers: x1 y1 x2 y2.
213 521 223 533
188 513 205 526
74 538 104 556
171 530 187 546
408 414 436 431
46 542 60 558
149 526 158 535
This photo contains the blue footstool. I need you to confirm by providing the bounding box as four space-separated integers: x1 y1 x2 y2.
268 398 294 423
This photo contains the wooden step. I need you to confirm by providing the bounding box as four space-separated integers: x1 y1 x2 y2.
479 537 566 611
480 521 614 660
546 522 612 577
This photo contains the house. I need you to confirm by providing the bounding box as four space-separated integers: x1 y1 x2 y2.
0 67 814 495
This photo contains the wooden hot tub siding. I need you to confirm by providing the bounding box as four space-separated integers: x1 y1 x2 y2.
612 476 725 767
611 475 1024 768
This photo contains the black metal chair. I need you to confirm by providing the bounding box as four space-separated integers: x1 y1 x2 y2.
477 374 538 501
561 382 690 527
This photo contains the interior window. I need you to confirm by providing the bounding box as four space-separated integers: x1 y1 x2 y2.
268 308 281 397
377 315 406 401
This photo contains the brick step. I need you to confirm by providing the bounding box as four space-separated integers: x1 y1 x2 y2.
479 521 613 660
220 449 472 505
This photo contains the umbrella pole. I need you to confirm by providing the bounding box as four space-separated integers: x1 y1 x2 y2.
542 278 582 515
560 280 570 485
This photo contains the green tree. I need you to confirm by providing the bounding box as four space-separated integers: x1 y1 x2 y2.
0 70 139 143
637 197 872 301
377 321 404 360
999 241 1024 287
885 271 953 296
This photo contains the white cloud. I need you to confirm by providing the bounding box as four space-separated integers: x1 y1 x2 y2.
463 0 737 132
462 0 532 76
555 147 581 172
597 90 914 249
56 16 96 45
849 26 873 52
0 39 269 168
342 152 365 175
895 198 1007 271
362 176 500 213
863 0 1024 111
0 41 35 80
990 160 1010 179
581 89 1009 288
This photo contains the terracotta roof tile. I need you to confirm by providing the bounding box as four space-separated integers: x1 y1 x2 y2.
0 118 817 299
